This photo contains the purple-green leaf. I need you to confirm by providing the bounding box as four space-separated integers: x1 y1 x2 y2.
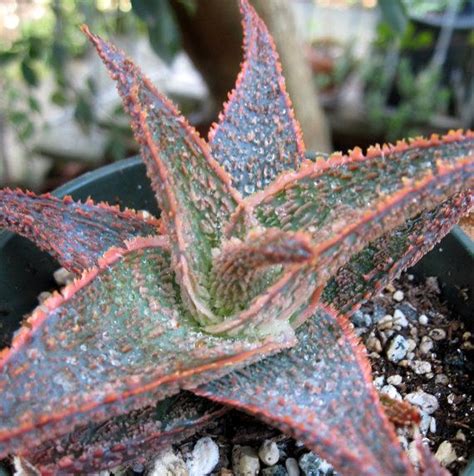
228 134 473 240
0 237 294 458
0 189 160 273
208 0 305 196
325 191 473 315
209 228 314 315
195 305 414 476
82 26 242 325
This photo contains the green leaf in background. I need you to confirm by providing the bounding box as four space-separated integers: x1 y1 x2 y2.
20 60 39 87
131 0 182 64
9 111 28 126
18 120 35 142
28 96 41 114
86 76 97 95
0 51 19 66
379 0 409 35
74 93 94 131
50 90 68 106
28 37 45 60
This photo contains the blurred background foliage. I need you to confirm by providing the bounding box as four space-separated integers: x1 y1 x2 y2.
0 0 196 187
0 0 472 189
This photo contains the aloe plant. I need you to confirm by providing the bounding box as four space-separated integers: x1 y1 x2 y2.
0 1 472 474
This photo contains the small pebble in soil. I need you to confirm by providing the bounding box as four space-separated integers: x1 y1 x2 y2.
148 447 187 476
387 374 403 386
447 393 457 405
298 452 335 476
429 328 447 341
406 338 417 352
418 314 429 325
285 458 300 476
373 376 384 390
377 315 394 331
262 464 288 475
233 445 260 476
435 441 457 467
405 390 439 414
419 411 433 435
434 373 449 385
386 334 409 362
392 290 404 302
186 437 219 476
393 309 409 328
409 360 432 375
352 311 372 328
419 336 434 355
366 334 382 353
430 417 437 434
258 440 280 466
381 384 402 401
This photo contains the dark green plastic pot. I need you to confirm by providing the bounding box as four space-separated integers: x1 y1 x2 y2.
0 158 160 344
0 157 473 471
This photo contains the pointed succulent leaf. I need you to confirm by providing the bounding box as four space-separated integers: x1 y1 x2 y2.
200 154 472 335
228 132 473 239
23 393 226 474
227 134 473 288
82 26 242 324
0 237 294 457
195 305 415 476
208 0 305 196
324 192 473 315
215 146 472 334
209 228 314 315
0 189 160 273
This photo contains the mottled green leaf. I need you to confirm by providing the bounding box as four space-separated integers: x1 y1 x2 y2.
0 238 293 458
20 60 39 87
0 189 161 273
209 0 305 196
196 306 414 476
83 26 242 324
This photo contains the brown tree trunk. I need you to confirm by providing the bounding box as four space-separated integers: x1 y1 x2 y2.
171 0 331 152
171 0 242 115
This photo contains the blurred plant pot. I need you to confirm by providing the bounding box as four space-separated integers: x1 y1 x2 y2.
402 5 474 120
0 157 473 470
